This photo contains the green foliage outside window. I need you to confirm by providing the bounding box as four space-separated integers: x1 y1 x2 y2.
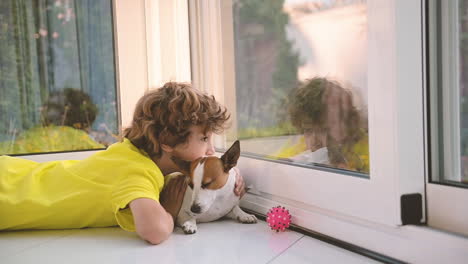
233 0 300 137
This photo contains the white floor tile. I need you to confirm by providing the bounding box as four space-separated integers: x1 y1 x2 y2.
2 220 303 264
0 229 77 258
270 235 382 264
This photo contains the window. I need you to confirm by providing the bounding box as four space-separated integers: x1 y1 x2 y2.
4 0 191 162
428 0 468 187
0 0 118 155
190 1 468 260
427 0 468 236
189 0 425 229
228 0 369 174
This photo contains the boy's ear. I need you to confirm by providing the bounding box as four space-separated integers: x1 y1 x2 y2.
170 155 191 176
161 143 173 153
220 140 240 172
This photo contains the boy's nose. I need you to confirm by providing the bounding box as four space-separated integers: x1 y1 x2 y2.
206 140 215 155
206 145 215 156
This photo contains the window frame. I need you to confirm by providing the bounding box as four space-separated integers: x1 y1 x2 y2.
188 1 468 261
426 0 468 236
190 0 426 227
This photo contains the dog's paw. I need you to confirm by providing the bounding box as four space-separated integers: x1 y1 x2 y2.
182 221 197 234
237 214 258 224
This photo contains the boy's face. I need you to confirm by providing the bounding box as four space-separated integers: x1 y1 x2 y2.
170 125 215 162
303 127 327 152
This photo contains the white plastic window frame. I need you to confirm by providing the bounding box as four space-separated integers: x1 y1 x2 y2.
188 1 468 262
190 0 425 228
426 0 468 237
21 0 191 162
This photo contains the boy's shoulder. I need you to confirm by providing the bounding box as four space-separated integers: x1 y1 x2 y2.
106 138 142 153
85 138 158 173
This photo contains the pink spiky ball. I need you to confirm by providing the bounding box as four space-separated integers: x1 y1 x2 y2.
266 206 291 232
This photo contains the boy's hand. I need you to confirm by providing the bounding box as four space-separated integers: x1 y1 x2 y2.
233 167 246 197
160 175 188 221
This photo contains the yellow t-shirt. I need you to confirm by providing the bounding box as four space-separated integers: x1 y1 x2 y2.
0 138 164 231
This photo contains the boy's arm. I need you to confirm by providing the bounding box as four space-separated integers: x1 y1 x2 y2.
129 175 187 245
129 198 173 245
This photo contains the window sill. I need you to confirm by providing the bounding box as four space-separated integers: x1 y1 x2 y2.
241 193 468 264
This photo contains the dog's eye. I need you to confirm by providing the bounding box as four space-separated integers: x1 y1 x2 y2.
188 182 194 189
201 182 211 189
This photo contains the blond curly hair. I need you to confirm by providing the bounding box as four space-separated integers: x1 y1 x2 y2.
123 82 230 158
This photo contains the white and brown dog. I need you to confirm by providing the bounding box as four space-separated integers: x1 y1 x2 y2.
166 140 257 234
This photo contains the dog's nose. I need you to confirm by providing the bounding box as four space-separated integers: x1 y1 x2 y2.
190 203 201 214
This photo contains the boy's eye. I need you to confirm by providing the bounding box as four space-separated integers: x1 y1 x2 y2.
201 136 209 142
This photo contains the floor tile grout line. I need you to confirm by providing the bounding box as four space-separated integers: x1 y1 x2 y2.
265 234 304 264
2 230 80 260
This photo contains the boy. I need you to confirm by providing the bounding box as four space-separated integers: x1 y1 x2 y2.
0 82 245 244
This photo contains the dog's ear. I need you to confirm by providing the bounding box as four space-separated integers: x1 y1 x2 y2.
170 155 191 175
220 140 240 172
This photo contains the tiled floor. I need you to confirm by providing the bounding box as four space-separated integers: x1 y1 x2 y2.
0 220 381 264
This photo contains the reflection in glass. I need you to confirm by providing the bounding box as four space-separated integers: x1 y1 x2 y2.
0 0 118 155
229 0 369 173
430 0 468 185
460 1 468 184
286 77 369 172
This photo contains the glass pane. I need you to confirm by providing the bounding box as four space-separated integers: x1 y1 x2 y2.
430 0 468 186
228 0 369 174
462 1 468 184
0 0 118 155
